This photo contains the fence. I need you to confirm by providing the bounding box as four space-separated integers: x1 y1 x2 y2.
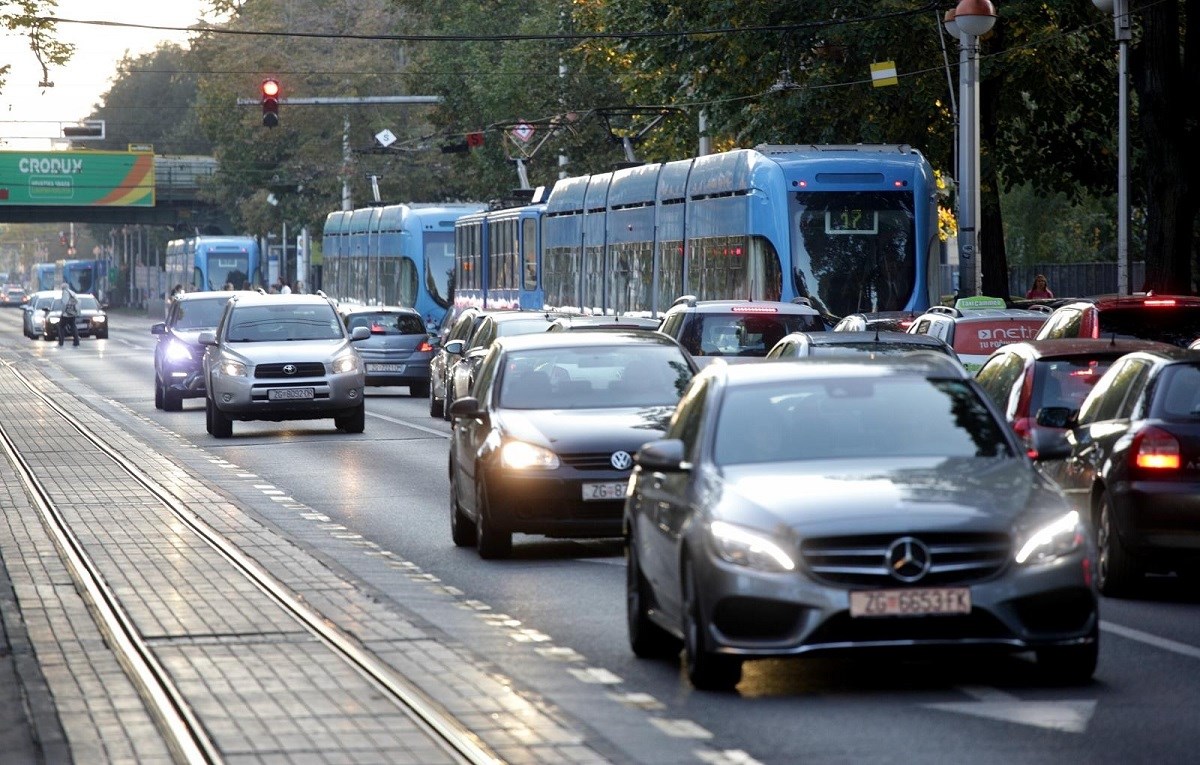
940 262 1145 301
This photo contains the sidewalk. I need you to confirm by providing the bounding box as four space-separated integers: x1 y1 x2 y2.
0 353 626 764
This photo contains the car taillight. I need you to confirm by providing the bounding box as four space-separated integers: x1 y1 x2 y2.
1012 417 1037 458
417 340 433 352
1132 426 1181 470
1144 298 1177 307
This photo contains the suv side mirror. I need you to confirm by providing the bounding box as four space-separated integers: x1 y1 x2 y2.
151 323 166 335
198 331 217 346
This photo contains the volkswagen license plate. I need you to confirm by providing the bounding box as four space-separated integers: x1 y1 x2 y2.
268 387 315 401
582 481 627 501
367 363 405 373
849 588 970 618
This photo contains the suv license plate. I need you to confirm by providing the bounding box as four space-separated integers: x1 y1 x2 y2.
582 481 627 501
268 387 315 401
849 588 971 618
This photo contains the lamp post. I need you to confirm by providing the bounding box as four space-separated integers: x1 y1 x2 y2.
951 0 997 298
1093 0 1131 295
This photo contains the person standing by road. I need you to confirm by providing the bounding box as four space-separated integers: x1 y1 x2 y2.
58 282 80 347
1026 274 1054 299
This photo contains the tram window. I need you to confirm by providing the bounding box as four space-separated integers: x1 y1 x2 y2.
523 218 538 290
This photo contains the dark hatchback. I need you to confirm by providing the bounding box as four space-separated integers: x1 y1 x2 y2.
448 331 698 559
1035 294 1200 348
152 292 241 410
625 357 1097 690
765 330 958 361
975 338 1176 458
1038 348 1200 595
341 306 434 397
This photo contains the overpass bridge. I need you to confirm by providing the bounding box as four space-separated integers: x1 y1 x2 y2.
0 154 231 232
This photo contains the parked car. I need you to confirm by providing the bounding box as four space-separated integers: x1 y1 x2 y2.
152 291 241 411
832 310 921 332
429 307 486 419
42 293 108 340
1036 348 1200 595
657 296 826 367
447 330 698 559
625 355 1097 690
907 297 1051 372
975 339 1176 458
200 292 370 438
765 330 958 361
447 311 561 411
22 291 57 339
1035 294 1200 348
340 305 434 397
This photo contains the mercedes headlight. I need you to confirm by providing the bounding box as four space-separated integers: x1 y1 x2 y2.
218 359 247 377
332 352 361 374
500 440 560 470
709 520 796 572
1015 510 1084 565
165 340 192 362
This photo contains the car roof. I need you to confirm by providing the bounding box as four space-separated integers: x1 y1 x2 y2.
799 330 947 346
339 304 421 316
175 290 254 302
665 296 821 315
1055 294 1200 310
228 292 335 308
1117 348 1200 366
497 329 689 352
550 315 660 327
483 311 560 323
991 338 1179 359
920 305 1050 321
704 352 972 384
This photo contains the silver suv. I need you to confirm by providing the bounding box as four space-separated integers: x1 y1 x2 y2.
200 293 370 438
656 296 827 367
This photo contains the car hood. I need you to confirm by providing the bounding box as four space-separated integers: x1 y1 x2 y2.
717 456 1059 536
222 338 353 364
496 406 674 453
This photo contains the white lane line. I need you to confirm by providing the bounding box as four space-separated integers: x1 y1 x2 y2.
1102 620 1200 660
366 410 450 439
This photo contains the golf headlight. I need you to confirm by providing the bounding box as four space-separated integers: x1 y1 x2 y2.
218 359 247 377
500 440 560 470
709 520 796 572
165 340 192 362
331 353 361 374
1015 510 1084 565
48 316 60 324
92 315 106 323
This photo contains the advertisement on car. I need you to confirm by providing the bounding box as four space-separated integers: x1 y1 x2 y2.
955 321 1046 371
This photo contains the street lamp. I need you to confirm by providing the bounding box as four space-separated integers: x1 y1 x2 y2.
951 0 997 298
1092 0 1131 295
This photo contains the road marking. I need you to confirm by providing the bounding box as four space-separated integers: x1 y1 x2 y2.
365 411 450 438
568 667 622 684
697 751 765 765
608 691 664 710
649 718 713 739
925 686 1096 733
1102 620 1200 660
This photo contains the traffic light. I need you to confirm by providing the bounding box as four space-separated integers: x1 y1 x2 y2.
261 79 280 128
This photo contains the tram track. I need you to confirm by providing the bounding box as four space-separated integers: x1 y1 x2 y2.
0 361 501 765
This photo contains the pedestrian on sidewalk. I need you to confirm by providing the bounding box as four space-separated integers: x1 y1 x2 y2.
58 282 80 347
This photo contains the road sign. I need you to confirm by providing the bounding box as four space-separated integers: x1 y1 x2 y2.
512 122 535 143
375 129 397 148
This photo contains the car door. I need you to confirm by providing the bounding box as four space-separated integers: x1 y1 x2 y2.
453 347 502 519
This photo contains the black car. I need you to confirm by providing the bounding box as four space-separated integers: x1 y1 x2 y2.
1037 348 1200 595
765 330 959 362
625 355 1097 690
447 331 698 559
43 294 108 340
152 292 240 410
340 305 434 396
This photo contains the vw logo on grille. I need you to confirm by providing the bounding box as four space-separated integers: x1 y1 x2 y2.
282 364 297 375
885 536 932 583
610 450 633 470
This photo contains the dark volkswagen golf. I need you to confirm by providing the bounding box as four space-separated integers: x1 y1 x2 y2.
624 355 1099 691
448 331 697 559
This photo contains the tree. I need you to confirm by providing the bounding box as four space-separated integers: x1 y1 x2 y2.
0 1 73 94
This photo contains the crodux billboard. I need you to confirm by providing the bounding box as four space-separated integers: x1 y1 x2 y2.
0 150 155 207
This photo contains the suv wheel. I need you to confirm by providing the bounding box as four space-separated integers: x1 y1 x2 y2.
161 380 182 412
335 403 365 434
207 396 233 438
154 376 164 410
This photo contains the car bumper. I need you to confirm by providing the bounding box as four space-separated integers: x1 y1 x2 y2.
209 371 364 421
1113 479 1200 559
481 465 629 538
690 545 1097 657
161 363 207 398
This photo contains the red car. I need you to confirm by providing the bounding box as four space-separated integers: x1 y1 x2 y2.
1034 294 1200 348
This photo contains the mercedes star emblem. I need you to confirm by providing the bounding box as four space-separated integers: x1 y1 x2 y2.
885 536 932 583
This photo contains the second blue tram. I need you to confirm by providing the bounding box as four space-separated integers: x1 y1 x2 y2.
165 236 263 292
62 258 111 300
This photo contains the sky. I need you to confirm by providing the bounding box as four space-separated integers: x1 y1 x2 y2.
2 0 212 150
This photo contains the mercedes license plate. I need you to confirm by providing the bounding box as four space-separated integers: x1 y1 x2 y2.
268 387 315 401
582 481 627 501
849 588 971 618
367 363 405 373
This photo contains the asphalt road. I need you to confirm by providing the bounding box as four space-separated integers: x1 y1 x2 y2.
4 306 1199 764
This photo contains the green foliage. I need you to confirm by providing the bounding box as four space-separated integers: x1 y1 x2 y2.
0 1 74 93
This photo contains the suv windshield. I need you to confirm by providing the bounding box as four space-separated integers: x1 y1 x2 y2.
714 378 1013 465
1098 307 1200 348
226 304 343 342
174 298 230 330
499 346 692 409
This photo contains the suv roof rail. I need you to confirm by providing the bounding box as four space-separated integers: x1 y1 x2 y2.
925 305 959 317
671 294 698 308
255 287 267 295
1027 303 1054 314
315 289 328 299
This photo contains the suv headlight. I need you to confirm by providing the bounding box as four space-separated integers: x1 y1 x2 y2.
332 352 361 374
165 339 192 362
218 359 247 377
500 440 560 469
1015 510 1084 565
709 520 795 572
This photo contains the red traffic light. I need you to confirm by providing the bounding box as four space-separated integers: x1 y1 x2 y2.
261 79 280 98
261 79 281 128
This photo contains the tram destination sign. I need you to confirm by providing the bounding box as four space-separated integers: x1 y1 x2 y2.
0 150 155 207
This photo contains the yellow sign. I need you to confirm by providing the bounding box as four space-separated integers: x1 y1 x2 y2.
870 61 899 88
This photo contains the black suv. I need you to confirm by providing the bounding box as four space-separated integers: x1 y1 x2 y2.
656 296 826 366
152 292 243 410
